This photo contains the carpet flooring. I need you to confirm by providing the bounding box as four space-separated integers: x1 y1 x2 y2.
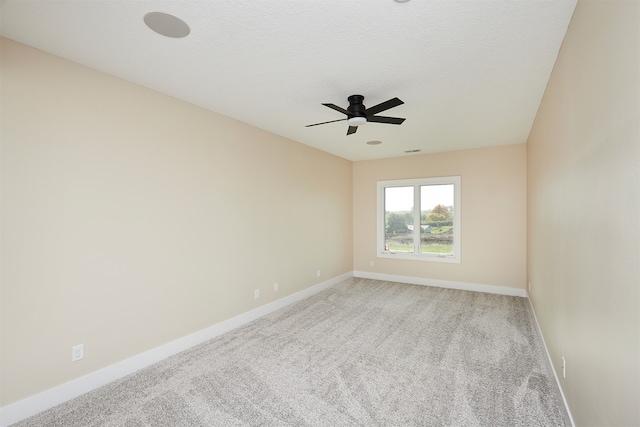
14 278 568 426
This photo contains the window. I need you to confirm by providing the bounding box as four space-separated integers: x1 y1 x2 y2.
377 176 461 263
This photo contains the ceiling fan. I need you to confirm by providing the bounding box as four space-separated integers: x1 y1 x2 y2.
306 95 405 135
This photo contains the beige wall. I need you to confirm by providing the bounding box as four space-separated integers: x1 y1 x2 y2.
0 38 353 405
353 144 527 290
527 1 639 425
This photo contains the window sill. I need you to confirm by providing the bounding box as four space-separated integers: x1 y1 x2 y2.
378 251 461 264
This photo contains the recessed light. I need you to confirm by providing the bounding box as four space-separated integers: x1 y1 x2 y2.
144 12 190 38
366 140 383 145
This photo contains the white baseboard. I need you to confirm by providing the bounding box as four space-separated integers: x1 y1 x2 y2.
527 297 575 427
0 272 352 427
353 271 527 297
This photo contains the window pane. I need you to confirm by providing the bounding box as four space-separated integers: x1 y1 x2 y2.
420 184 454 254
384 186 414 252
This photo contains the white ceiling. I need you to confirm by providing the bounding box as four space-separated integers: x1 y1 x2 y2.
0 0 577 161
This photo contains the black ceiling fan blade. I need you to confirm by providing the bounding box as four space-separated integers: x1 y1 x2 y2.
365 97 404 116
322 103 352 116
305 118 348 127
346 126 358 135
367 115 406 125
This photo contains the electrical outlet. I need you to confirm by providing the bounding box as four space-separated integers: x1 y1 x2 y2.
274 282 279 292
370 260 375 267
254 289 260 299
562 356 566 378
72 344 84 362
316 270 321 278
528 282 531 291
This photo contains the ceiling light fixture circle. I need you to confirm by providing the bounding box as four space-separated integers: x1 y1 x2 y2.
347 116 367 127
144 12 190 38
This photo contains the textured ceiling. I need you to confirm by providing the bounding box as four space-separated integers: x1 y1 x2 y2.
0 0 577 161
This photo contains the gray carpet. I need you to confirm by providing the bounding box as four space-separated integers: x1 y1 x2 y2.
14 278 568 426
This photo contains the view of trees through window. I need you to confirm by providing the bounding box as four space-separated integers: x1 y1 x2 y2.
384 184 454 254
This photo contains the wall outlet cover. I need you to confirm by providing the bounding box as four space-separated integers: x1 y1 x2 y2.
72 344 84 362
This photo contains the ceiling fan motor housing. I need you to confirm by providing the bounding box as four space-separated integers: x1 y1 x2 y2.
347 95 366 117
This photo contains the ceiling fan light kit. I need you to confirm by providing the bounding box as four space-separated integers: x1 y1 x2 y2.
306 94 405 136
347 116 367 127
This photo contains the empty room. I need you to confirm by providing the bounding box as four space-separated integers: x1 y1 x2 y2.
1 0 638 426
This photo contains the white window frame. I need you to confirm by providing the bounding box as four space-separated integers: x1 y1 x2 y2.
377 176 461 263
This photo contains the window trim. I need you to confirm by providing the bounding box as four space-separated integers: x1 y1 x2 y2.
377 176 461 263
